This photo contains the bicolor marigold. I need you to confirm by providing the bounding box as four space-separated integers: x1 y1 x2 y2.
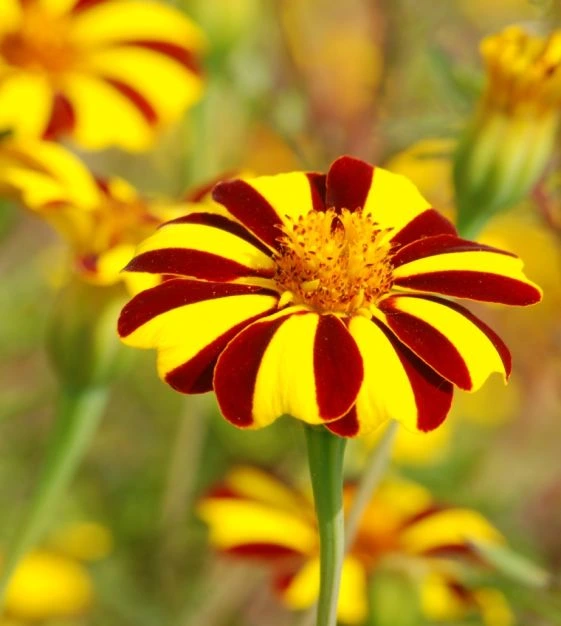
118 156 541 436
0 0 205 150
198 467 513 625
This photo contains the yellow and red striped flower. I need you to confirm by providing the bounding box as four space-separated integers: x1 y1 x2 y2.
198 467 513 625
0 0 205 150
118 157 541 436
0 139 197 287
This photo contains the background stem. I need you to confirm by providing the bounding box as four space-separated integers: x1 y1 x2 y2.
0 385 108 607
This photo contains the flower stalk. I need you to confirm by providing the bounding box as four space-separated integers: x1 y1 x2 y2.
304 425 347 626
0 386 109 607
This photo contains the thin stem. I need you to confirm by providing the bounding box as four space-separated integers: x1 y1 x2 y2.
0 386 108 607
345 421 399 551
304 425 347 626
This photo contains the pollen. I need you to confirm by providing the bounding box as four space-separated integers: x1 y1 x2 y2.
274 207 394 315
0 7 76 75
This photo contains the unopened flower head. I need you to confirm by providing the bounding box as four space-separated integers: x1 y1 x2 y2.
455 26 561 232
198 467 513 625
119 156 541 437
0 0 205 150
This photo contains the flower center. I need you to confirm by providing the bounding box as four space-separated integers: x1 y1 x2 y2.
0 6 76 75
274 207 394 315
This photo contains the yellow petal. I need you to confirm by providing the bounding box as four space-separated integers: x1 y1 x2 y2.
62 73 153 151
0 74 52 137
85 47 202 124
0 0 21 36
401 508 505 554
69 1 206 49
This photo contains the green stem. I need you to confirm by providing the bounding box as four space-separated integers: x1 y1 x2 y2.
305 425 347 626
0 385 108 607
345 421 398 551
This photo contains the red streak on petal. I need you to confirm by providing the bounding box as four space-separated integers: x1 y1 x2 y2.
326 156 373 212
225 544 303 561
214 314 295 427
325 406 360 437
394 271 541 306
314 315 363 421
390 209 457 249
43 93 76 140
125 40 202 75
71 0 107 13
103 78 158 125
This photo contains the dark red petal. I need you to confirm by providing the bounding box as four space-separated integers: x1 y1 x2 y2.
43 93 76 140
125 248 274 282
380 298 472 390
165 310 273 393
371 317 453 432
314 315 363 421
306 172 327 211
166 212 273 257
123 41 201 75
225 544 303 561
325 407 360 437
326 156 374 212
213 314 294 427
117 279 275 338
212 180 283 251
394 272 542 305
389 209 457 248
392 234 515 269
102 78 158 125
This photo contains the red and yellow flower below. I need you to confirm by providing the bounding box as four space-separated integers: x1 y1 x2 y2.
118 156 541 436
0 0 205 150
198 467 513 625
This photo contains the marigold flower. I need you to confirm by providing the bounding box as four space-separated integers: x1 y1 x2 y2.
455 26 561 231
198 467 513 625
119 157 541 436
0 139 194 287
0 0 205 150
2 522 111 621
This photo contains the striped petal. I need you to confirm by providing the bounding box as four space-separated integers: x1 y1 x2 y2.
214 311 363 429
124 212 275 283
197 488 316 559
401 508 505 555
380 295 511 391
62 73 154 150
392 235 543 305
0 140 100 209
326 316 453 436
118 279 278 393
325 158 434 239
69 0 206 50
212 172 326 250
84 45 202 124
0 74 52 137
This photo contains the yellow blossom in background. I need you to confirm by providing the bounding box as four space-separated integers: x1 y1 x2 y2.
0 139 200 289
2 522 111 622
454 26 561 231
0 0 205 151
199 467 513 625
385 138 456 221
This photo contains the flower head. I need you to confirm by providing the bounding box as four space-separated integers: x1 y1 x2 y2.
0 139 195 287
0 0 205 150
118 157 541 436
198 467 513 625
454 27 561 231
2 522 111 622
